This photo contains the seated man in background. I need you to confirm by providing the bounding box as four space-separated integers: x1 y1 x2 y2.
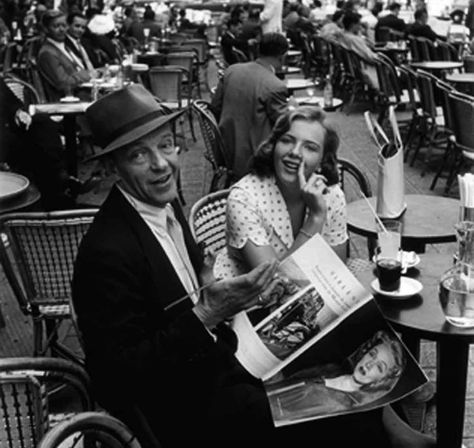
66 12 94 72
319 9 345 41
0 77 94 209
211 32 289 180
220 17 245 65
374 2 405 42
405 8 443 42
38 9 91 101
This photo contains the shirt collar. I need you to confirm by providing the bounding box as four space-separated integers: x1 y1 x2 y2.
47 37 66 50
117 184 171 233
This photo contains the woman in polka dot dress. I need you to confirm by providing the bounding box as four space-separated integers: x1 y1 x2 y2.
214 106 348 280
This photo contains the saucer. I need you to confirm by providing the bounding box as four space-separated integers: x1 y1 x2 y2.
371 277 423 299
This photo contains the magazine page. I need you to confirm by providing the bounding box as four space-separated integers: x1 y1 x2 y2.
264 300 428 426
234 234 373 380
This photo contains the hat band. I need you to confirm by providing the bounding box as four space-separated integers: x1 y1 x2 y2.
104 109 166 148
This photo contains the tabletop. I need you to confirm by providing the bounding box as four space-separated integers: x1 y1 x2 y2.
445 72 474 83
409 61 464 70
355 253 474 342
0 183 41 215
295 95 343 111
347 194 458 244
285 78 316 91
374 44 409 53
29 102 91 115
287 50 302 58
277 66 302 75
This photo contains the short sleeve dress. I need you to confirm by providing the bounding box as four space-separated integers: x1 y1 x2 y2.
213 173 348 280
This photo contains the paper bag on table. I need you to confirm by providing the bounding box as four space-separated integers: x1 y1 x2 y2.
364 107 407 219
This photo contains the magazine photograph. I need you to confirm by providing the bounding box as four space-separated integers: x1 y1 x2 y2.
264 300 428 426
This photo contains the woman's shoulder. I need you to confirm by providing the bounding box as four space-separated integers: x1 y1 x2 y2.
230 174 275 199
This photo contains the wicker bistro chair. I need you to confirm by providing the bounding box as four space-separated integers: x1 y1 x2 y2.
189 188 230 260
0 356 93 448
445 91 474 194
166 51 200 98
0 209 98 358
191 99 234 193
4 74 41 106
148 65 196 141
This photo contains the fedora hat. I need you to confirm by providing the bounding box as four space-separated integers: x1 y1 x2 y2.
85 84 185 160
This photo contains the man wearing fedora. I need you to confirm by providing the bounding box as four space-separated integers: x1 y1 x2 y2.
72 85 413 448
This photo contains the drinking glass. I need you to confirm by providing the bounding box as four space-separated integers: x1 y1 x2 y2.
377 219 402 260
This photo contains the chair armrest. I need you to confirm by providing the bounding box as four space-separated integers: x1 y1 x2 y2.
38 412 144 448
0 357 93 410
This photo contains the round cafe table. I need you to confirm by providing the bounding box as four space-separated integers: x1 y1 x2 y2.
346 194 458 253
285 78 317 93
295 95 343 112
445 72 474 95
410 61 464 72
355 253 474 448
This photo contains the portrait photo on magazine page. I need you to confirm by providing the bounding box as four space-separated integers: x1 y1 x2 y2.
264 300 428 427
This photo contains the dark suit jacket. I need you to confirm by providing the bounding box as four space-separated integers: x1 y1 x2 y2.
211 60 288 179
72 186 268 448
0 78 22 161
37 39 91 101
405 22 440 42
220 31 244 65
375 13 406 41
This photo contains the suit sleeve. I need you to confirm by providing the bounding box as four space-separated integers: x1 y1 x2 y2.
38 50 90 93
73 243 217 381
265 83 289 125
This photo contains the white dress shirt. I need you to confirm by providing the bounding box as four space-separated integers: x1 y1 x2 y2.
118 186 200 303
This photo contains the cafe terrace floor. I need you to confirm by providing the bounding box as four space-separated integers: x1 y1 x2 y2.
0 69 472 446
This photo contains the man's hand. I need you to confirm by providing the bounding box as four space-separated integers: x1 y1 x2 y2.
14 109 32 130
193 260 279 328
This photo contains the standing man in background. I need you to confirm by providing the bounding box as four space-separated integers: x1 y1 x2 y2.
260 0 283 34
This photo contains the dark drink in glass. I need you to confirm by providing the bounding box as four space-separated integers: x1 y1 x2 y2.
376 258 402 291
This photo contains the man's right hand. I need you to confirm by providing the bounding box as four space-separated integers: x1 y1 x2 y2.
193 260 279 329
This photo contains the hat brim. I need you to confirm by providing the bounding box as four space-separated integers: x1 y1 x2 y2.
85 108 187 161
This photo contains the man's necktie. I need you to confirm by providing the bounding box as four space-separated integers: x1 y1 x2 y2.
166 208 199 302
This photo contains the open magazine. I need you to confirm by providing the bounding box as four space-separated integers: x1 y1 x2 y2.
232 234 428 427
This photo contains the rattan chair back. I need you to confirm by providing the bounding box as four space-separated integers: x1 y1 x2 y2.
179 39 208 65
464 54 474 73
416 69 438 119
0 374 48 448
0 210 97 356
192 99 233 192
0 356 93 448
148 65 185 106
189 189 230 258
4 74 40 107
448 91 474 152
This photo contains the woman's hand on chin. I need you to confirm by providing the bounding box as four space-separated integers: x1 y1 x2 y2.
298 162 328 222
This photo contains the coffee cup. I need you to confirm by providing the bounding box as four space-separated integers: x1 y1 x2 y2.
376 257 402 291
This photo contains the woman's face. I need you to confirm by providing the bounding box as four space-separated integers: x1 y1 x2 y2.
273 119 326 188
47 15 67 42
352 342 396 386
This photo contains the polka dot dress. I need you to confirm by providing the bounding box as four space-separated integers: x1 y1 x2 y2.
214 174 348 280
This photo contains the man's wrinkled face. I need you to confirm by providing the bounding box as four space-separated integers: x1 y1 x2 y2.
111 125 180 208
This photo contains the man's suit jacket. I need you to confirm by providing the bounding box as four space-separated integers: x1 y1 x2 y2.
65 34 93 71
375 13 405 41
0 78 23 161
211 61 288 179
37 39 90 101
72 186 264 448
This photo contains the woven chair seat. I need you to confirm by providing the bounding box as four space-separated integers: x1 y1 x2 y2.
38 304 71 317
